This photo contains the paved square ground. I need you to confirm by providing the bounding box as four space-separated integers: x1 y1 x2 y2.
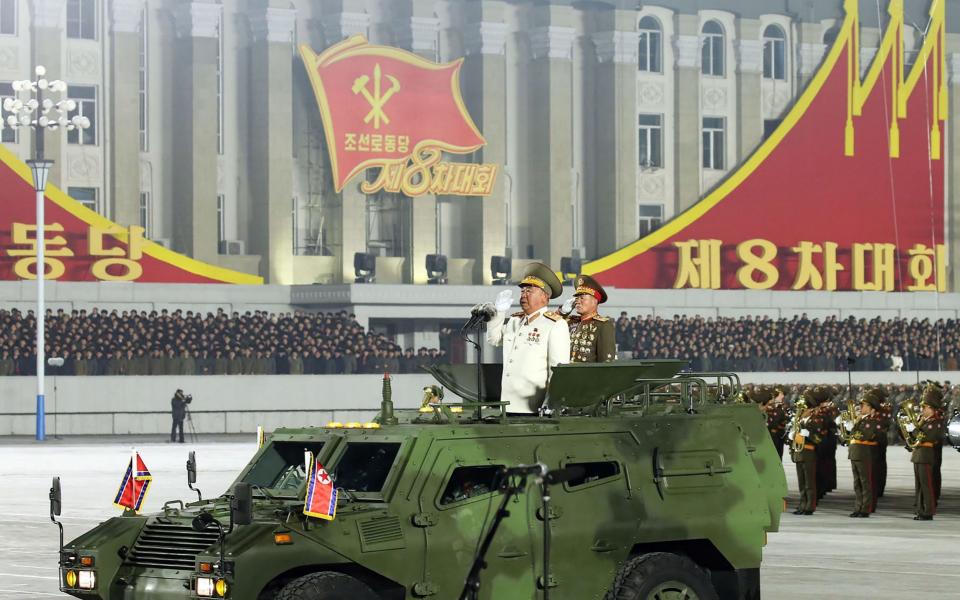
0 437 956 599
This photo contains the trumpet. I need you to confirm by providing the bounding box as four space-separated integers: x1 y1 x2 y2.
788 398 809 453
896 400 924 450
835 399 859 445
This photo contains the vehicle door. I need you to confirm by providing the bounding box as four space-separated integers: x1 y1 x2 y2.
417 438 539 600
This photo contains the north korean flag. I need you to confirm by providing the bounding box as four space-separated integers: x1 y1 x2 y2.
303 451 337 521
113 451 152 513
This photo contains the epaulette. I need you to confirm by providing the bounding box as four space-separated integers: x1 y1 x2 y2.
594 315 609 322
542 311 561 321
511 311 525 318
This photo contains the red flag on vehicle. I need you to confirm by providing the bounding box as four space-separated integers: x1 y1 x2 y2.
303 451 337 521
113 451 152 513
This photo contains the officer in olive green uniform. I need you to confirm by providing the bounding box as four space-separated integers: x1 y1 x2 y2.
758 386 788 459
790 388 823 515
846 389 884 517
912 385 947 520
562 275 616 363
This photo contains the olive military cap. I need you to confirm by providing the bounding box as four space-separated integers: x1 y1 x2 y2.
920 384 944 410
519 262 563 300
573 274 608 304
861 388 883 410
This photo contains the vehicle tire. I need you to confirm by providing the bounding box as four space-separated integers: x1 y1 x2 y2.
275 571 380 600
605 552 719 600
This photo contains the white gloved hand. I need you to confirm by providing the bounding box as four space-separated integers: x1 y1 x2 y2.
800 428 810 437
494 289 514 312
834 416 843 426
905 423 916 433
560 297 575 315
844 422 854 432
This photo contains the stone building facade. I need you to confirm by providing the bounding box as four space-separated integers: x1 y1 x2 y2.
0 0 957 285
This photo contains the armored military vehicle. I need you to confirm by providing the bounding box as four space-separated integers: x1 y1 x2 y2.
53 361 786 600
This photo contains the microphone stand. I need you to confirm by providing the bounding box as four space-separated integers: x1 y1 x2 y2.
459 472 528 600
460 313 487 421
539 476 552 600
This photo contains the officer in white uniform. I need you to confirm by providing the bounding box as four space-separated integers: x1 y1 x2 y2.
486 262 570 414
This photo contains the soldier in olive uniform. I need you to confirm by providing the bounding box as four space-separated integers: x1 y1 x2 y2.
911 385 947 520
563 275 616 363
814 387 839 499
845 389 884 517
874 389 893 498
790 388 824 515
758 386 788 459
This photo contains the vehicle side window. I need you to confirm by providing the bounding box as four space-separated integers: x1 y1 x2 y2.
565 461 620 488
440 465 504 506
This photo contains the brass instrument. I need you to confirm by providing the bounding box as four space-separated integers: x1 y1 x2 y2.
896 400 924 450
789 398 809 453
835 399 859 445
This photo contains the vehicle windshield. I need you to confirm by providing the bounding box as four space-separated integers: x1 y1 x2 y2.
241 441 325 497
330 442 401 494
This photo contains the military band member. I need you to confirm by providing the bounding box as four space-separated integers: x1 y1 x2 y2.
562 275 616 363
791 388 825 515
764 387 789 459
487 262 571 415
845 389 884 517
874 390 893 499
814 387 839 500
911 385 947 520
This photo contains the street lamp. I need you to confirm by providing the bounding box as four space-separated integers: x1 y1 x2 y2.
3 65 89 441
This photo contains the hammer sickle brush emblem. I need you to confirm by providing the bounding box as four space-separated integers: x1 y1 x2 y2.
352 63 400 129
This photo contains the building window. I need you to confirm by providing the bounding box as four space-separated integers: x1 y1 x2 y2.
763 24 786 80
138 8 148 152
0 81 17 144
702 117 725 170
639 204 664 237
66 0 97 40
638 114 663 169
0 0 16 36
68 187 99 214
763 119 783 140
216 194 226 249
67 86 97 145
638 16 662 73
215 10 224 155
139 192 152 237
701 20 725 77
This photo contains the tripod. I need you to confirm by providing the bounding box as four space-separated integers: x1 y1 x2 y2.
183 407 199 444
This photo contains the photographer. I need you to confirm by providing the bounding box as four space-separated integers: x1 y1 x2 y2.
171 389 192 443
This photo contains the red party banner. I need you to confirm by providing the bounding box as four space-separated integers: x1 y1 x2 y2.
585 0 947 292
0 146 262 283
300 36 497 196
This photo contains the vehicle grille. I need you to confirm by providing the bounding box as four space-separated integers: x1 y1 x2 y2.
126 522 220 570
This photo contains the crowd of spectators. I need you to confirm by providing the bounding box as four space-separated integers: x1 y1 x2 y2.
1 308 958 376
0 308 446 376
615 313 958 372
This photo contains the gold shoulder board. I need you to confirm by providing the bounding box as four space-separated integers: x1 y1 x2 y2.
542 311 561 321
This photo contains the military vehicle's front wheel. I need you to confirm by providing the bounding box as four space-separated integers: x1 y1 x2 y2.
606 553 719 600
275 571 380 600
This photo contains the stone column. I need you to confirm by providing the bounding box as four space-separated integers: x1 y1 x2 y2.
947 52 960 291
462 14 508 284
796 22 826 90
398 9 441 284
735 19 762 163
673 14 700 211
248 6 297 284
109 0 144 227
171 1 221 261
593 23 640 257
30 0 66 186
323 12 369 283
527 6 575 267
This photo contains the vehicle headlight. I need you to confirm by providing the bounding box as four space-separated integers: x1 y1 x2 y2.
78 570 96 589
64 570 78 588
197 577 214 597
